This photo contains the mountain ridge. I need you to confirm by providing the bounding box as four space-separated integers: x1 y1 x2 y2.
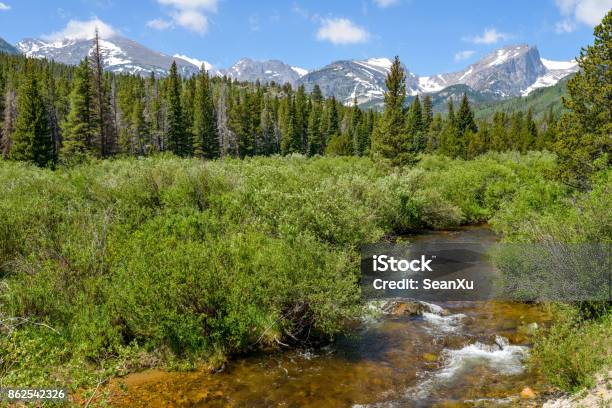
14 34 578 108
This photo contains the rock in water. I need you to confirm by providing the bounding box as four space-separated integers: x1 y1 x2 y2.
520 387 537 399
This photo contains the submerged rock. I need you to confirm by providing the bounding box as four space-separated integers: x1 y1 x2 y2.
376 298 449 317
520 387 537 399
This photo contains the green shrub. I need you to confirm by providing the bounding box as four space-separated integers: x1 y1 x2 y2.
531 305 612 392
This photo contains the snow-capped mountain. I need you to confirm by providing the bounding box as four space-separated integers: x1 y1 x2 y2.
413 44 577 99
17 36 204 77
14 32 578 107
299 57 420 105
303 45 577 106
223 58 307 87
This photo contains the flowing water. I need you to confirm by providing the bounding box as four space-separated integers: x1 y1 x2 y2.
110 227 551 407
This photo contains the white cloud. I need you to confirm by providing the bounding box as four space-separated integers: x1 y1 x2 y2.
316 18 370 45
454 50 475 62
172 9 208 33
42 18 117 41
373 0 400 7
153 0 218 34
555 19 577 33
463 28 512 44
0 2 11 11
146 18 173 30
554 0 611 31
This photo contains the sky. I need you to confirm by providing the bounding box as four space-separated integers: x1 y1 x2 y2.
0 0 610 75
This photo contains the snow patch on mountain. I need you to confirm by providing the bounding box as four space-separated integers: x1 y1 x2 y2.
540 58 578 71
353 57 393 75
173 54 217 74
291 66 309 77
520 58 578 95
417 76 445 93
94 39 131 66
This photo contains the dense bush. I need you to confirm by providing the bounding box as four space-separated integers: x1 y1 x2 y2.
490 167 611 391
0 152 588 389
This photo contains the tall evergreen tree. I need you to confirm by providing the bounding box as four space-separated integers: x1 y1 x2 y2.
426 112 443 153
1 87 16 159
537 107 557 150
294 85 308 153
490 111 507 152
371 56 411 164
165 61 188 156
61 59 95 161
90 29 110 157
422 95 433 132
307 92 323 156
520 107 538 152
553 9 611 188
193 68 220 159
406 95 426 154
260 94 277 155
456 93 477 135
10 61 54 167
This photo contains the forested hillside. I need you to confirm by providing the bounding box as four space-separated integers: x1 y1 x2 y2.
474 76 570 120
0 33 573 168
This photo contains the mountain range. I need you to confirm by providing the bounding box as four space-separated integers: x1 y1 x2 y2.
4 34 579 108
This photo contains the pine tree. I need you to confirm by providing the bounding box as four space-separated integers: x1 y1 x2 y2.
490 111 507 152
324 97 340 145
61 59 95 161
537 107 557 150
520 107 538 152
426 112 443 153
446 97 455 125
1 87 16 158
91 29 110 157
422 95 433 132
438 98 462 157
166 61 188 156
371 56 411 164
307 93 323 156
456 93 477 135
294 85 308 153
10 61 54 167
182 76 196 153
311 84 323 104
508 111 524 151
349 97 365 155
406 95 425 154
467 121 489 159
553 9 611 188
260 94 277 155
42 66 61 160
193 68 220 159
278 93 295 155
130 78 149 155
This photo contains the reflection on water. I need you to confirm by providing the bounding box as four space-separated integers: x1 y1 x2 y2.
110 228 551 407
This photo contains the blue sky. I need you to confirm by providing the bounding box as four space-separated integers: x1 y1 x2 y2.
0 0 609 74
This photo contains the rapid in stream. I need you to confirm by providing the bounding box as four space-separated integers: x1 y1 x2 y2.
110 227 551 407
